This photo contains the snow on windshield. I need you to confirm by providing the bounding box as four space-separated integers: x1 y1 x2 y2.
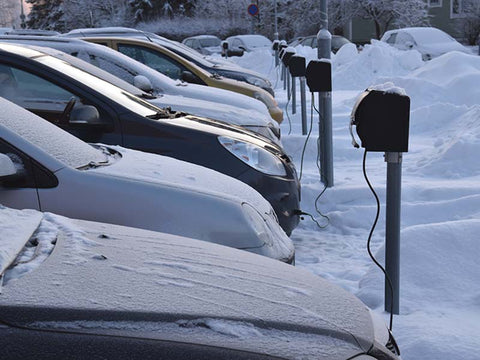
238 35 272 48
407 28 456 44
0 97 105 168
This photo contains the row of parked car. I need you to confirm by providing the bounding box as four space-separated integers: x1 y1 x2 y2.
0 27 400 359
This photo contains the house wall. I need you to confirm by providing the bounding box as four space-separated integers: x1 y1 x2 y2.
350 0 466 44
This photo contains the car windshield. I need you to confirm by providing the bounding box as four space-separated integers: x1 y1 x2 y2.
410 29 456 44
199 38 221 47
332 37 350 48
34 54 160 118
0 97 107 169
239 35 271 48
151 38 215 68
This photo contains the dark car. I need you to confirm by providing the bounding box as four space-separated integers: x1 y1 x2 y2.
0 43 300 235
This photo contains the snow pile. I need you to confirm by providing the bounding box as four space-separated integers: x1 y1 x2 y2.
233 39 480 359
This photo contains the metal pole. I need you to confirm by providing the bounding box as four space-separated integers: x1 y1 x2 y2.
287 71 291 100
292 76 297 114
317 0 333 187
20 0 26 29
274 0 279 67
282 63 286 89
384 152 402 315
300 77 307 135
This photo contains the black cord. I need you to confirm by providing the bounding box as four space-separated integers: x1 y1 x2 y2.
362 150 395 332
298 92 315 181
284 93 292 135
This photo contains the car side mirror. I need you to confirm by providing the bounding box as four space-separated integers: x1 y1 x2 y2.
68 105 110 130
227 49 244 57
180 71 202 84
0 153 24 184
405 41 414 49
133 75 153 93
238 46 246 51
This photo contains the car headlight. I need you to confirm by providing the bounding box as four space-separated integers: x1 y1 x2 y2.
253 91 277 107
218 136 287 176
242 203 273 246
246 76 271 90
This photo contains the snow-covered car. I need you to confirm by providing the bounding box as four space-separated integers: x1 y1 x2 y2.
182 34 222 55
62 27 275 96
0 43 300 235
0 98 294 263
225 34 273 53
380 27 470 61
0 205 400 359
0 36 281 143
290 35 353 53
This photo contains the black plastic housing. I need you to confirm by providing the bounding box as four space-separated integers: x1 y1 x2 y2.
282 50 295 66
289 55 306 77
272 40 280 51
353 90 410 152
306 60 331 92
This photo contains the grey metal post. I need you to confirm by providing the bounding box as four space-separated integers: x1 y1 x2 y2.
300 77 307 135
287 71 291 100
282 64 286 89
384 152 402 315
292 76 296 114
316 0 334 187
274 0 279 67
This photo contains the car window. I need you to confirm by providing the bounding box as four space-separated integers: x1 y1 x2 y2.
0 63 80 115
118 44 187 80
396 32 416 49
0 97 106 169
184 39 192 47
76 51 138 85
385 33 397 45
232 39 242 48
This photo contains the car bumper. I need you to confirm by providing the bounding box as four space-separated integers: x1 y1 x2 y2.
268 106 284 124
237 166 301 237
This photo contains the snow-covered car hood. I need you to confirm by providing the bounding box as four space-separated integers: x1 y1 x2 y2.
150 93 270 127
418 42 469 58
91 145 271 214
0 213 375 359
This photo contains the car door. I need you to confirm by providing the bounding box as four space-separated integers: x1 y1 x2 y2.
0 62 121 145
0 139 57 211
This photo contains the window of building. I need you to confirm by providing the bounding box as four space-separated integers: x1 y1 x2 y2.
428 0 442 7
451 0 464 18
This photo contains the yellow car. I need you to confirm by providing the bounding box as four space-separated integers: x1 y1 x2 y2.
81 37 283 123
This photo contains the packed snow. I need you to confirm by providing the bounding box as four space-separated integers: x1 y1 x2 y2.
228 42 480 359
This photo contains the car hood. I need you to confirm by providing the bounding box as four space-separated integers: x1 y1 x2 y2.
91 145 272 215
149 93 270 127
0 217 375 359
418 42 469 57
157 113 282 149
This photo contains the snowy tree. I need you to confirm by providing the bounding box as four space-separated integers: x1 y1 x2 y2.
26 0 65 30
353 0 429 39
456 0 480 45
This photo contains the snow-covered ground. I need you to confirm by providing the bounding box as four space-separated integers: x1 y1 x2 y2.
228 42 480 359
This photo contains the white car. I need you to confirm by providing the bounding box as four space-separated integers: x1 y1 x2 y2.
0 97 294 263
225 34 273 53
381 27 469 61
182 35 222 55
0 36 281 143
0 205 400 359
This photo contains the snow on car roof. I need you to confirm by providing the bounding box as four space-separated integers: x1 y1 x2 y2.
0 97 105 169
389 27 457 44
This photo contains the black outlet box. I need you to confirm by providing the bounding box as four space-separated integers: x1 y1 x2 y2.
352 90 410 152
282 50 296 66
289 55 306 77
306 60 331 92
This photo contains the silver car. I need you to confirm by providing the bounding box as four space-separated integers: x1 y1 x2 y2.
0 205 400 359
0 97 294 263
